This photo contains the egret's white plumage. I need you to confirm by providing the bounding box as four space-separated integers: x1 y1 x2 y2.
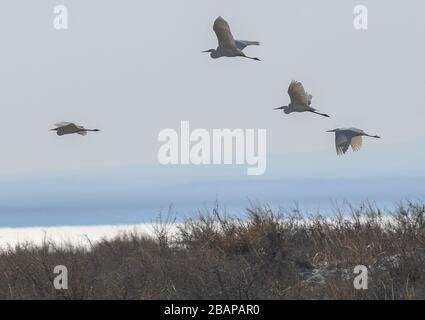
213 17 236 50
275 80 330 118
288 80 313 106
327 128 381 155
203 17 260 61
54 122 73 127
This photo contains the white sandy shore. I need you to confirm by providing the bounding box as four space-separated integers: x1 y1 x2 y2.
0 224 180 250
0 216 397 250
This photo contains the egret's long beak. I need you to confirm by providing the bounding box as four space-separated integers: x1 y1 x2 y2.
201 50 210 53
326 130 335 133
274 107 284 110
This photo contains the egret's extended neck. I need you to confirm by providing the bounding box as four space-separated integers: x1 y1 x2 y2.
210 50 220 59
202 49 219 59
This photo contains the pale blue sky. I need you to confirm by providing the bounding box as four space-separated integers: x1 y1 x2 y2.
0 1 424 175
0 1 424 226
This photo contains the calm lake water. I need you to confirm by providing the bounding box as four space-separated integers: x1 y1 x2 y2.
0 171 424 227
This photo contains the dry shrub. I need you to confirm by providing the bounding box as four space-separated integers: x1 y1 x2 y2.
0 201 424 300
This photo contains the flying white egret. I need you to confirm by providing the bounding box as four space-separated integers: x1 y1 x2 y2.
275 80 330 118
202 16 260 61
51 122 100 136
326 128 381 155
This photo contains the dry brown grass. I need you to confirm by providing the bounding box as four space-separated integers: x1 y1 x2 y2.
0 201 424 300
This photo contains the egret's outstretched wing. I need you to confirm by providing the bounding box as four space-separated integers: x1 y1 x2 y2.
54 122 73 128
335 132 350 155
213 16 237 49
235 40 260 51
288 81 312 105
351 136 363 152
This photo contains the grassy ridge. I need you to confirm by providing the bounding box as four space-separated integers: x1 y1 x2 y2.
0 202 424 300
